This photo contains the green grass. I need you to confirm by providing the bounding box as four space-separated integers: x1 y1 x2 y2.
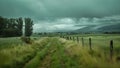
0 37 51 68
60 37 120 68
68 34 120 54
0 34 120 68
0 37 23 49
24 42 51 68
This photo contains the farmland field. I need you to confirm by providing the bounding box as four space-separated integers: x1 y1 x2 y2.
0 34 120 68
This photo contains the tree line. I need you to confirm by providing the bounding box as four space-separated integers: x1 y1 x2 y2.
0 16 33 37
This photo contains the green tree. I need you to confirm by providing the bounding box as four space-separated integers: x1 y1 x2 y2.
16 17 23 36
0 16 6 36
3 18 17 37
25 18 33 36
0 17 23 37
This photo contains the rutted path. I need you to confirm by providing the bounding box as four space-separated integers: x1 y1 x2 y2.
1 37 120 68
24 37 80 68
24 38 52 68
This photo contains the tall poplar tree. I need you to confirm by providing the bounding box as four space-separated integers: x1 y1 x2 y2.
25 18 33 36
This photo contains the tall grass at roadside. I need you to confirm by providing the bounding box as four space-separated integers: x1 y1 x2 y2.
59 38 120 68
0 37 51 68
24 42 51 68
0 36 120 68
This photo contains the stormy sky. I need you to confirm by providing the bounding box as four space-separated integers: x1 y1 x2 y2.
0 0 120 32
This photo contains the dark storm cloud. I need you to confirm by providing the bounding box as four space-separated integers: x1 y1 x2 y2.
33 16 120 32
0 0 120 18
0 0 120 32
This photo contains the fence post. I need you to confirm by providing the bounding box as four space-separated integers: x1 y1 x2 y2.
73 36 75 41
60 36 62 38
67 36 69 40
77 36 79 43
110 40 113 61
63 36 64 38
82 37 84 47
65 36 67 40
67 36 68 40
89 38 92 50
64 36 65 39
69 36 71 40
65 36 66 39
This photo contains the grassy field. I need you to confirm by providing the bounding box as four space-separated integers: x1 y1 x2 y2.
0 34 120 68
71 34 120 52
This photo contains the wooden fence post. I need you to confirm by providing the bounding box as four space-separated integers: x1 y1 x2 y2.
60 36 62 38
62 36 64 38
110 40 113 61
77 36 79 43
67 36 68 40
65 36 67 40
64 36 66 39
89 38 92 50
82 37 84 47
69 36 71 40
70 36 72 40
67 36 69 40
73 36 75 41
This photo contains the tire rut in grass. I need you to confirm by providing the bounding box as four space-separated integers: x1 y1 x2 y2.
54 41 80 68
38 47 52 68
39 38 80 68
25 38 80 68
38 38 58 68
24 41 52 68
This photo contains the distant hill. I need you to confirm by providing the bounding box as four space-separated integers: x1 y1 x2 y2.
74 23 120 33
97 23 120 32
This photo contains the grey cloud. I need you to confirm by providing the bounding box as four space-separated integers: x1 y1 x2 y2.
33 18 81 32
0 0 120 19
0 0 120 32
33 15 120 32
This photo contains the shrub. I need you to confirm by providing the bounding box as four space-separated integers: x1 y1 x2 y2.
21 36 33 44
